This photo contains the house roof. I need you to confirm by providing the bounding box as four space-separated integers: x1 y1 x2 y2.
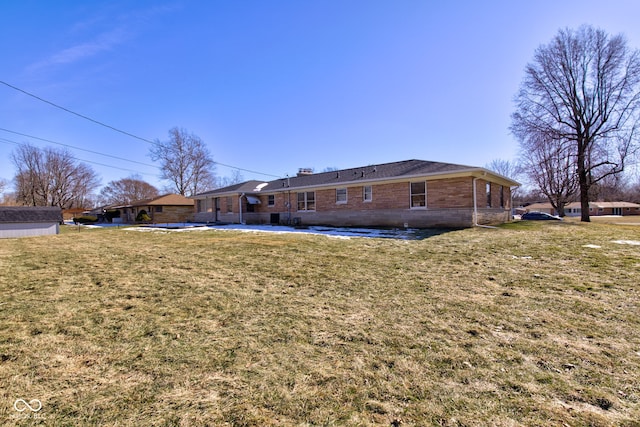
589 201 640 209
197 181 269 196
0 206 63 223
195 159 519 198
113 194 194 208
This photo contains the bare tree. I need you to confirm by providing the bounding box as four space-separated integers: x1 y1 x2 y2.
628 174 640 203
99 175 159 205
518 134 579 216
150 127 215 197
11 144 100 208
215 170 245 189
485 158 523 202
511 25 640 221
589 172 629 201
485 159 518 179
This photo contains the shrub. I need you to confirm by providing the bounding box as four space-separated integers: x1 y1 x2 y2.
73 216 98 224
136 210 151 222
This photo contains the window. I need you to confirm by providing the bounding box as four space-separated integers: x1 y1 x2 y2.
155 206 163 213
499 185 504 208
297 192 315 211
410 182 426 208
336 188 347 204
486 182 492 208
268 195 275 206
363 186 372 202
226 196 233 213
197 200 202 212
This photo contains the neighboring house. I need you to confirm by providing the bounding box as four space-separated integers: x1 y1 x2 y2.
193 159 520 228
112 194 195 223
0 206 63 238
62 207 86 221
522 203 556 215
526 201 640 217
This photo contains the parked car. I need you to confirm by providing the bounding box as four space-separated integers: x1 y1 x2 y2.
521 211 563 221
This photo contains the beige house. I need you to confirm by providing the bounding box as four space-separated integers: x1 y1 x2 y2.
193 159 519 228
113 194 195 224
526 201 640 217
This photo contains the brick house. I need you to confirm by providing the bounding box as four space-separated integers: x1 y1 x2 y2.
525 201 640 217
193 159 519 228
113 194 195 224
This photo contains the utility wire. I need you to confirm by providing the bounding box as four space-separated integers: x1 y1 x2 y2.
0 80 155 144
0 137 160 177
0 127 159 169
0 80 282 178
212 161 281 178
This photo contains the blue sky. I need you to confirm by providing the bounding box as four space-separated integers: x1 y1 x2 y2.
2 0 640 192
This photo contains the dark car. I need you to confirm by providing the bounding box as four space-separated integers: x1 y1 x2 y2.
521 211 563 221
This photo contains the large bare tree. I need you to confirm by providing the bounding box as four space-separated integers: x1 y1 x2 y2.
511 25 640 221
99 175 159 205
150 127 215 197
11 144 100 208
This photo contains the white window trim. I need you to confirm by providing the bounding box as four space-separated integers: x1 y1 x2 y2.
297 191 316 212
410 181 427 209
336 188 347 204
363 185 372 202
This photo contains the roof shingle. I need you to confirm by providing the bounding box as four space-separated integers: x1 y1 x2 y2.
0 207 63 223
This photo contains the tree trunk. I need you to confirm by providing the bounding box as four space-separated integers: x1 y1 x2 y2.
577 150 591 222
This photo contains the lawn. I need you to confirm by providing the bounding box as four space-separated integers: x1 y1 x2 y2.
0 221 639 426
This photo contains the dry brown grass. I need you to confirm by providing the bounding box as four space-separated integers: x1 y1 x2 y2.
0 221 639 426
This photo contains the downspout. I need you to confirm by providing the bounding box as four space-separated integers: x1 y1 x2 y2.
510 187 514 221
473 177 478 226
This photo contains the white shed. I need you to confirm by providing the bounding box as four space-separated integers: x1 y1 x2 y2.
0 207 63 238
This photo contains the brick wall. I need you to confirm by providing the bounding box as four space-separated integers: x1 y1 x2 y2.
194 177 513 227
150 206 194 223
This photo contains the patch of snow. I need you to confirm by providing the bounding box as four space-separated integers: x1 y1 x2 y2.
582 244 601 249
69 222 442 240
612 240 640 246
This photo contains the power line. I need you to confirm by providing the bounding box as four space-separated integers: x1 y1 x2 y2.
0 80 283 178
0 80 155 144
213 161 281 178
0 138 160 178
0 127 159 170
